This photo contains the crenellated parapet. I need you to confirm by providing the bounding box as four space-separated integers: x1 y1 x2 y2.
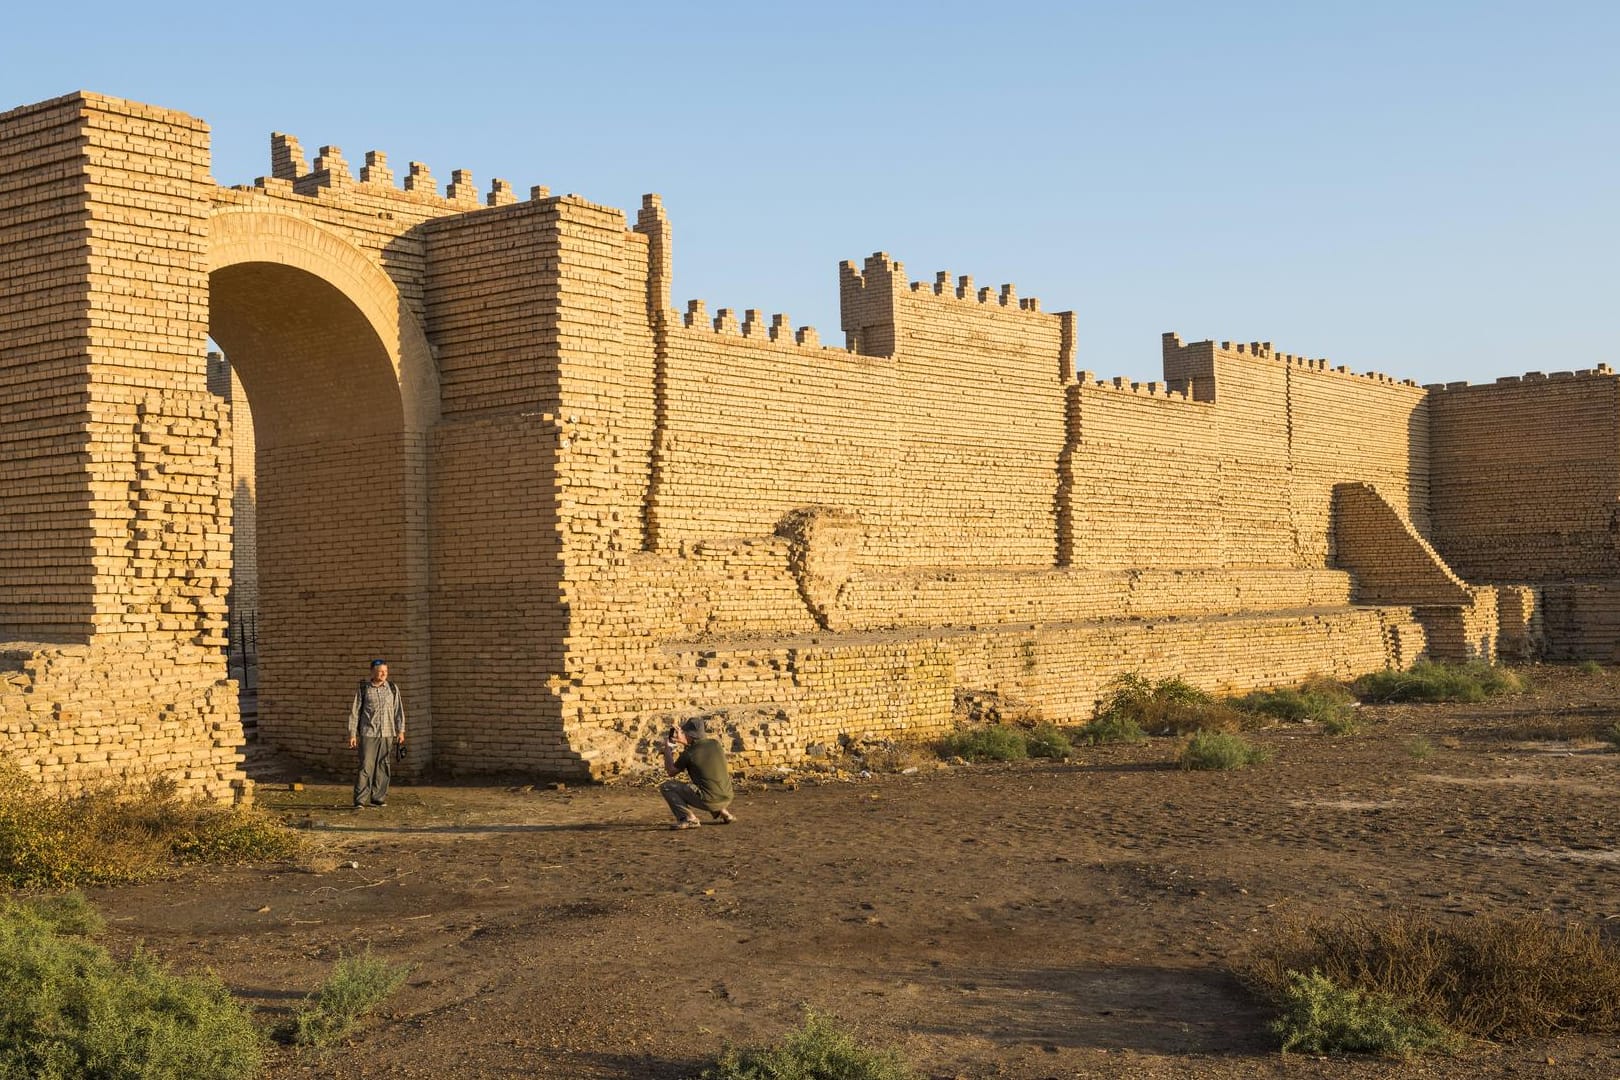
262 130 545 211
1424 364 1616 392
676 299 831 352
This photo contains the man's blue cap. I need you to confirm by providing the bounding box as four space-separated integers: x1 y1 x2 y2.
370 658 386 667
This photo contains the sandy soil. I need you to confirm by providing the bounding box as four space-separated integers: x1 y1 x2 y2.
88 666 1620 1079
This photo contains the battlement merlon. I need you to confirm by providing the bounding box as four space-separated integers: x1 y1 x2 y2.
1423 364 1617 393
1162 331 1426 401
839 253 1066 373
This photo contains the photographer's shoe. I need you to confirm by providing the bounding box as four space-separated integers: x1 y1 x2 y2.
712 809 736 824
672 817 701 830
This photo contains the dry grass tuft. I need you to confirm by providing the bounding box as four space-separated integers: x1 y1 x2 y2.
1238 912 1620 1043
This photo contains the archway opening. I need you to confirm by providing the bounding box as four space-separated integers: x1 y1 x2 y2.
209 259 422 766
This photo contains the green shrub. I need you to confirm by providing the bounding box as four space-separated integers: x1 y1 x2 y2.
1179 730 1269 771
0 762 301 888
938 726 1027 762
1578 659 1605 675
1023 723 1073 760
1351 661 1525 705
1240 913 1620 1043
1602 722 1620 751
1320 712 1361 737
1232 678 1356 730
1094 673 1257 735
286 950 410 1048
699 1010 916 1080
0 894 264 1079
1271 970 1456 1056
1072 714 1147 745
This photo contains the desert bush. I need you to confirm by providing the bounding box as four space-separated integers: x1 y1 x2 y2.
0 761 301 888
285 950 410 1048
1232 678 1356 730
1351 661 1524 705
1179 730 1270 771
1023 723 1073 760
1403 736 1435 761
1239 913 1620 1043
1320 711 1361 737
1094 673 1258 735
699 1010 916 1080
1270 970 1456 1056
0 894 264 1079
1602 722 1620 751
1578 659 1605 675
1072 713 1147 746
938 726 1027 763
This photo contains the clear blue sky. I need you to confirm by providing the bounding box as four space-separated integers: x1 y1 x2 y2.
4 1 1615 386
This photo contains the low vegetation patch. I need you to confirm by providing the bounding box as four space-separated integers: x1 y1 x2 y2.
1578 659 1605 675
1022 723 1073 760
938 726 1027 763
0 762 301 888
698 1010 916 1080
1093 674 1258 735
1072 713 1147 745
1239 913 1620 1044
1269 970 1457 1056
1231 677 1358 733
938 721 1072 763
1351 661 1525 705
0 893 264 1079
1179 730 1270 771
284 950 410 1048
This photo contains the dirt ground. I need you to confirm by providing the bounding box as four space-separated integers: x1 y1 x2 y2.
89 666 1620 1079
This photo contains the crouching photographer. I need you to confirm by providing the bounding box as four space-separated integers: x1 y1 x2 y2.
659 718 736 830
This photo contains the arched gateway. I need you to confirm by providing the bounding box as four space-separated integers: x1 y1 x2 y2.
3 92 1614 801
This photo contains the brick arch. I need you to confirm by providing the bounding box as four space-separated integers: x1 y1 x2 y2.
206 205 440 433
204 204 435 772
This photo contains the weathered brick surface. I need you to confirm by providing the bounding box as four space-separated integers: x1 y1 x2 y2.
1 90 1616 794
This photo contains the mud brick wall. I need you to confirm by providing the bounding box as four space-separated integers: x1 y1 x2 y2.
949 607 1407 718
0 93 246 799
1429 370 1620 582
880 269 1068 567
1540 585 1620 661
9 88 1619 794
1159 336 1429 569
0 96 100 641
644 253 1068 569
423 202 573 774
1062 380 1221 567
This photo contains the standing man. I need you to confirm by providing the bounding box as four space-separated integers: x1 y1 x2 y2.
348 658 405 809
659 717 736 829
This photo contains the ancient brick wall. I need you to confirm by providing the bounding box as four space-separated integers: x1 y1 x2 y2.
1429 370 1620 581
5 89 1617 795
0 93 246 800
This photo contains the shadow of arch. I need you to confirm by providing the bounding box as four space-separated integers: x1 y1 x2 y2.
207 206 435 773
